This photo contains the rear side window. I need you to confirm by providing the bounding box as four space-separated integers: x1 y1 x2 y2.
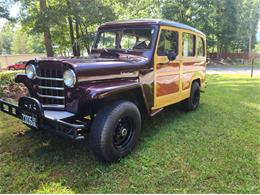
157 30 178 56
197 37 205 56
182 33 195 57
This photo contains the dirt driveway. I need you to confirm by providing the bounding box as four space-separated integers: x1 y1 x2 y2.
206 65 260 75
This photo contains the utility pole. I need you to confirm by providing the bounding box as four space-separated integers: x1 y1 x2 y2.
250 9 260 78
249 32 254 77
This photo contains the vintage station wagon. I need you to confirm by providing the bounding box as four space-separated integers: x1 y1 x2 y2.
0 19 206 162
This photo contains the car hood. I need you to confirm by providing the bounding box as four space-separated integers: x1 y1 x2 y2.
37 54 150 82
65 54 149 75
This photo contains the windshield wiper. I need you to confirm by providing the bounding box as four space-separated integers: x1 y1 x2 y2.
100 48 120 58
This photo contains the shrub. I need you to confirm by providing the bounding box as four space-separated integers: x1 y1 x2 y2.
0 71 26 99
0 71 17 85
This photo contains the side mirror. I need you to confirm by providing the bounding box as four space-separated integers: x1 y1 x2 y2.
167 51 177 61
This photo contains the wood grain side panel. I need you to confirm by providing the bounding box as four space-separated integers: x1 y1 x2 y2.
156 74 179 97
156 62 180 74
183 61 206 72
182 72 193 90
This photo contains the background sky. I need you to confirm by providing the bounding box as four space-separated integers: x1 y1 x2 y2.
0 2 20 28
257 22 260 41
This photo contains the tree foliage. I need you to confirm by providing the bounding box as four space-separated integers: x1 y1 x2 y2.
20 0 116 56
0 21 45 55
0 22 15 54
0 0 260 56
162 0 260 55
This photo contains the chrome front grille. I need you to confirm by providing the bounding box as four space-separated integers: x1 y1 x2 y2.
36 63 65 107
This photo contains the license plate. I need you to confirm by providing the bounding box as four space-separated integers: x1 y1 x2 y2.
21 113 38 128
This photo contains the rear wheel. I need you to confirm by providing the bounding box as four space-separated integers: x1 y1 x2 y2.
89 101 141 163
182 81 200 111
9 67 15 71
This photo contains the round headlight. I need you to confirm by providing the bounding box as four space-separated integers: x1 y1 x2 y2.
25 64 36 79
63 69 76 88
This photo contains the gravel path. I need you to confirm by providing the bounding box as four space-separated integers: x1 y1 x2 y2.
206 65 260 75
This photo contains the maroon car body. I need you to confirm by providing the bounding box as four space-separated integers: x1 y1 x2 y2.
8 61 26 70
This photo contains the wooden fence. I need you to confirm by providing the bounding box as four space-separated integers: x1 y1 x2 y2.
0 54 46 69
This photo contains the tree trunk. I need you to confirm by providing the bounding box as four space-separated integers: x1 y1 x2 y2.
43 29 54 57
68 16 77 56
66 0 80 56
75 16 80 56
80 23 91 54
39 0 54 57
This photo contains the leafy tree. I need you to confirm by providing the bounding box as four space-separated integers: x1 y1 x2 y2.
15 0 260 57
255 43 260 52
0 21 45 55
107 0 162 19
20 0 54 56
11 27 29 54
231 0 260 53
27 34 45 53
161 0 217 51
213 0 239 55
161 0 260 56
0 22 15 54
62 0 116 55
20 0 116 56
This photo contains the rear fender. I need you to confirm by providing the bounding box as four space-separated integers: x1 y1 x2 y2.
191 71 206 90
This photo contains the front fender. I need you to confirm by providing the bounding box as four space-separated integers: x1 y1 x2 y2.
79 80 141 100
74 79 150 115
15 74 36 96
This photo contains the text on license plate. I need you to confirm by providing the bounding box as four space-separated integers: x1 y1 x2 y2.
21 113 37 128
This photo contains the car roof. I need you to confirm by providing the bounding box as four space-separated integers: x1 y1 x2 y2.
99 19 205 36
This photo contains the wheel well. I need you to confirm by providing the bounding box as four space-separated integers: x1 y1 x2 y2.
91 88 148 115
192 78 201 86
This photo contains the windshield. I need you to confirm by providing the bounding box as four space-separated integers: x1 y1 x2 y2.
93 28 155 51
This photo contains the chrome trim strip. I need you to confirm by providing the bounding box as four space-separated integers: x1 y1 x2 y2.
38 86 64 90
37 93 65 99
42 104 65 108
36 75 64 81
78 71 139 82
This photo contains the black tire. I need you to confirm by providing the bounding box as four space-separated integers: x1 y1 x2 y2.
25 125 42 131
89 101 141 163
182 81 200 111
9 67 15 71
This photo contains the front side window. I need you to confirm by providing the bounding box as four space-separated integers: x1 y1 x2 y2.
197 37 205 57
157 30 178 56
183 33 195 57
94 28 155 51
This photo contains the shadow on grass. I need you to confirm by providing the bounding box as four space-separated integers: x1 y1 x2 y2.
22 103 186 163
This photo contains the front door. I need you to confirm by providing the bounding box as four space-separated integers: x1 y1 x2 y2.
153 26 181 109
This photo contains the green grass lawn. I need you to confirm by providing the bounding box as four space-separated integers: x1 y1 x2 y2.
0 74 260 193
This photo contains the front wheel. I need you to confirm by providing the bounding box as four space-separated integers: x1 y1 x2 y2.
89 101 141 163
182 81 200 111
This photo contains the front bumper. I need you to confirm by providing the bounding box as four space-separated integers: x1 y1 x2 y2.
0 97 87 140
